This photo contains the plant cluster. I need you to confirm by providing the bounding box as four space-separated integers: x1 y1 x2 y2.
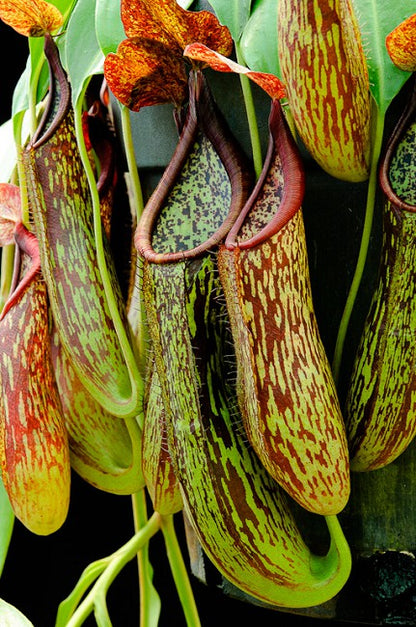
0 0 415 625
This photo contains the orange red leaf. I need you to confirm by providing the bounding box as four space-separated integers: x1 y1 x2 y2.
104 0 233 111
184 43 286 100
0 0 63 37
386 14 416 72
104 38 188 111
121 0 233 57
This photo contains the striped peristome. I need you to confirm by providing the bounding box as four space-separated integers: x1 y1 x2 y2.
277 0 371 182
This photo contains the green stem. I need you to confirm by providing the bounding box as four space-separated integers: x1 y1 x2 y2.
12 110 31 228
282 102 298 142
0 245 16 312
28 37 45 137
131 490 161 627
120 105 144 221
0 476 14 578
63 512 161 627
160 515 201 627
121 105 149 378
55 557 112 627
235 42 263 178
122 107 160 626
332 105 386 383
127 255 148 381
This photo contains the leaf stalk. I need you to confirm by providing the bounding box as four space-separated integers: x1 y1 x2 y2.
332 103 386 383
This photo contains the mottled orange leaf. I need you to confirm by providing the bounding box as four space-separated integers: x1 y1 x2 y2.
104 38 188 111
0 183 21 246
184 43 286 100
386 13 416 72
121 0 233 57
104 0 232 110
0 0 63 37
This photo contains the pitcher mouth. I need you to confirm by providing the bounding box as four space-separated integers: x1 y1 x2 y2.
379 74 416 214
224 99 305 252
134 70 252 264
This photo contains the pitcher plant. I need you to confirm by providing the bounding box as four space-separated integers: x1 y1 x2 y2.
0 0 415 626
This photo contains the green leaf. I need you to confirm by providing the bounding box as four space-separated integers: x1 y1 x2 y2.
95 0 125 56
1 110 40 182
351 0 415 113
11 50 46 122
11 63 29 121
0 477 14 578
0 599 33 626
178 0 194 7
50 0 77 18
64 0 104 107
208 0 252 41
29 36 50 101
240 0 280 76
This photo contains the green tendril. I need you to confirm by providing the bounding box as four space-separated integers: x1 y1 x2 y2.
121 105 144 221
235 42 263 178
57 512 161 627
332 103 385 383
0 244 16 313
160 514 201 627
131 490 161 627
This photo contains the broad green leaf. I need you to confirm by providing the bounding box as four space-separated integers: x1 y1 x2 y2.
11 47 49 135
11 54 33 121
29 35 50 102
178 0 194 7
0 599 34 626
208 0 252 41
240 0 280 75
50 0 77 20
0 477 14 577
95 0 125 56
64 0 104 107
351 0 415 113
1 111 39 181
